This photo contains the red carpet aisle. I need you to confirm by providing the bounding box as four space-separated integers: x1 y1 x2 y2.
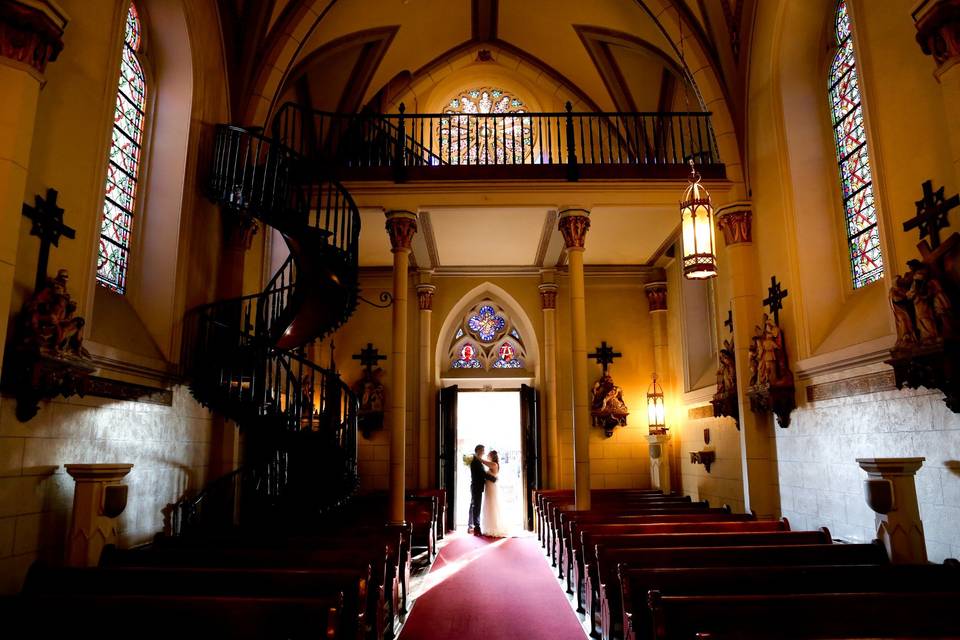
398 532 587 640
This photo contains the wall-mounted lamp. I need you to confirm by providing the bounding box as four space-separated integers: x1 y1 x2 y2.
647 373 666 435
680 159 718 280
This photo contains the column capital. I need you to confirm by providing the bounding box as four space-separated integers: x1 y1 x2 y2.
416 283 436 310
644 281 668 312
716 201 753 246
0 1 68 76
913 0 960 77
558 208 590 249
385 210 418 252
538 283 559 309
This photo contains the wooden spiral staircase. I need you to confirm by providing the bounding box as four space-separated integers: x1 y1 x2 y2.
175 111 364 534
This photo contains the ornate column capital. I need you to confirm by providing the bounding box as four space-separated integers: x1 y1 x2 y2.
0 1 68 76
913 0 960 77
385 210 418 253
538 283 559 310
416 284 436 310
558 207 590 250
716 201 753 246
644 281 668 312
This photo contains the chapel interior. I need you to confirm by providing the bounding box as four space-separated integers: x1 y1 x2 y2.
1 0 960 637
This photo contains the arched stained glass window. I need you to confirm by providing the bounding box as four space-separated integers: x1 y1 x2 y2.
439 88 533 165
448 299 527 371
828 0 883 289
492 341 523 369
98 3 146 294
452 343 483 369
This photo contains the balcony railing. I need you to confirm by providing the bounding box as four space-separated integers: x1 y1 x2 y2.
272 102 724 182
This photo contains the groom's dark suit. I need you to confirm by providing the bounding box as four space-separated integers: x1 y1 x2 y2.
468 455 496 532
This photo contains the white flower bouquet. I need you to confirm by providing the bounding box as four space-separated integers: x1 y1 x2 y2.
462 453 475 466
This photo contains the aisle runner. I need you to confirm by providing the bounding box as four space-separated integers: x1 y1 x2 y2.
399 533 587 640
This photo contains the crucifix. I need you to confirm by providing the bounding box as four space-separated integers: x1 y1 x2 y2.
352 342 387 373
22 188 75 293
588 341 622 375
724 307 733 334
904 179 959 251
763 275 788 326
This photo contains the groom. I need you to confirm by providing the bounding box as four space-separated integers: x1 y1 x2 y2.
468 444 496 536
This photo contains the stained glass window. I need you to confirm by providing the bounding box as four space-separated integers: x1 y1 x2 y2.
828 0 883 289
510 328 521 341
467 304 506 342
452 343 483 369
98 3 146 294
439 88 534 165
492 342 523 369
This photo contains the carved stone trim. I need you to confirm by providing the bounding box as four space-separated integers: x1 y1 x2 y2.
687 405 715 420
0 1 67 75
645 282 668 312
416 284 436 311
558 208 590 249
913 0 960 77
538 283 558 310
805 370 897 403
385 210 418 252
716 206 752 246
85 376 174 406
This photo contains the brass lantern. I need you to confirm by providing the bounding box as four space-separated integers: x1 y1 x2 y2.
647 373 666 435
680 159 718 279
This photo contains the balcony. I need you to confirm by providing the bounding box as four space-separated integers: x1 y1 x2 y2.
272 102 724 183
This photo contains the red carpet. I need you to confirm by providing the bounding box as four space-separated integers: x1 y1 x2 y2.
399 532 587 640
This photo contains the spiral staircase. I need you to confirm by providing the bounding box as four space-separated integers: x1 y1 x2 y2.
174 108 364 534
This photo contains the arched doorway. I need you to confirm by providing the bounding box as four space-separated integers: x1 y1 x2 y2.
435 288 541 533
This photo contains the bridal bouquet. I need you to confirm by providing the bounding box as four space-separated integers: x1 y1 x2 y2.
462 453 475 466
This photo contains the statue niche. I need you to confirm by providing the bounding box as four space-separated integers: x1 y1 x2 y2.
590 373 629 437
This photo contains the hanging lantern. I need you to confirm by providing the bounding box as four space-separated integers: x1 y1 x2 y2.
680 159 718 279
647 373 666 434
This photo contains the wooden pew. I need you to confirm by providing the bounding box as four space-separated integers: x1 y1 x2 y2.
647 591 960 639
534 490 666 545
620 562 960 640
569 519 790 612
24 563 368 640
11 593 344 639
405 496 437 559
411 489 447 540
592 542 889 640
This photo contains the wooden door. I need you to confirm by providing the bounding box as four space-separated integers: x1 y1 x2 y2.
520 384 541 530
436 385 458 531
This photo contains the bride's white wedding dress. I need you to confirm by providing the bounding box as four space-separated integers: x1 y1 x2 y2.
481 462 509 537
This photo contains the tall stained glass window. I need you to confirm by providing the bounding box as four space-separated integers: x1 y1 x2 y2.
98 3 146 294
439 88 533 165
828 0 883 288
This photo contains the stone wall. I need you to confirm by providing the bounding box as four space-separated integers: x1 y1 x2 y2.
0 387 213 593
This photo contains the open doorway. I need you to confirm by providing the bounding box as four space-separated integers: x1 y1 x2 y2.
454 391 525 533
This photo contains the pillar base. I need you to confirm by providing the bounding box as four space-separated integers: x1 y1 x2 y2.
857 457 927 563
64 463 133 567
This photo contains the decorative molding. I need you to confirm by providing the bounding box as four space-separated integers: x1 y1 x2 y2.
0 0 67 75
794 334 897 380
805 370 897 403
534 210 558 267
557 208 591 249
538 283 558 310
716 204 752 245
416 284 436 311
687 405 715 420
913 0 960 77
645 281 668 311
385 210 418 251
85 376 173 406
418 210 440 268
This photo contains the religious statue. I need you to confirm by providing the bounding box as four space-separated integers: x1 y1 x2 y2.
711 338 739 426
20 269 89 358
352 366 386 438
747 277 796 428
590 372 629 437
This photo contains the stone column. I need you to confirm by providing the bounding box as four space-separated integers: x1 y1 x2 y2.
644 279 672 493
716 201 779 518
416 280 435 489
558 208 591 510
857 457 927 563
385 210 417 523
0 1 67 365
64 463 133 567
539 281 560 488
914 0 960 184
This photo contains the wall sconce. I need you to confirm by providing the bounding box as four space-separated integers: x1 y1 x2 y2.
680 159 718 280
647 373 666 435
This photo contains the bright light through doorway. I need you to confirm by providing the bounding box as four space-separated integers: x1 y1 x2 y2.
455 391 524 534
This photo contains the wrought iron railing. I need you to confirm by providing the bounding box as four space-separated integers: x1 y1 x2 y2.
272 101 721 181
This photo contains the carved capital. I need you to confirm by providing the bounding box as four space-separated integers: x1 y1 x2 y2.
558 208 590 249
385 210 418 252
224 216 260 251
913 0 960 77
716 203 753 246
538 283 559 310
645 282 668 312
0 1 67 75
416 284 436 310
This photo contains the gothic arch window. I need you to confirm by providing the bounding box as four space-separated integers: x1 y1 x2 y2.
448 300 527 371
98 3 147 294
439 88 534 165
827 0 883 289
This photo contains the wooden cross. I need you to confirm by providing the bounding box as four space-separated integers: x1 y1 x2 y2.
588 341 621 375
904 180 959 250
353 342 387 372
762 276 788 326
22 188 75 293
724 308 733 333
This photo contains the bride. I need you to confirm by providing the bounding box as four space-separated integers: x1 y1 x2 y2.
479 451 509 537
